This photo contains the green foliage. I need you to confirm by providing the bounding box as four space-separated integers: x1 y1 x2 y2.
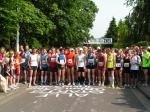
125 0 150 43
104 17 118 47
136 41 150 46
106 0 150 48
0 0 98 49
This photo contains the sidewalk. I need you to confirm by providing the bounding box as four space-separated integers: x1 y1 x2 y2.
137 85 150 100
0 84 27 105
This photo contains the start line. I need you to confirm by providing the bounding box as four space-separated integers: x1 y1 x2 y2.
27 85 106 98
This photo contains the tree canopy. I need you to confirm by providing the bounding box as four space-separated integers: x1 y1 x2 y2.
0 0 98 49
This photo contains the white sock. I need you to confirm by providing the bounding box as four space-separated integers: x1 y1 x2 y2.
44 76 47 83
41 76 43 83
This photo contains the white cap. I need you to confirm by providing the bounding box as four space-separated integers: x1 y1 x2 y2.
97 47 100 50
148 46 150 49
79 48 83 51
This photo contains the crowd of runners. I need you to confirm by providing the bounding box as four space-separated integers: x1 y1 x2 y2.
0 45 150 91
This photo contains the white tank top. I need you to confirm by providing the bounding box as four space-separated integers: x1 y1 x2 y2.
77 54 85 67
30 54 38 66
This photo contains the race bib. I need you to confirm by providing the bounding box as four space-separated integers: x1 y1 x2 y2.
88 59 94 64
51 58 56 62
116 63 121 67
68 59 72 64
60 60 65 64
98 62 104 67
79 58 83 63
22 59 26 63
108 59 112 62
42 60 46 64
124 63 129 67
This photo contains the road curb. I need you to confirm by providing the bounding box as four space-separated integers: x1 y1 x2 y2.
137 85 150 101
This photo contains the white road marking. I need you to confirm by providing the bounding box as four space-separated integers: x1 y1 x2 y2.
27 86 106 98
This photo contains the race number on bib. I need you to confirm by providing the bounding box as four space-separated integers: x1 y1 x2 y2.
42 60 46 64
88 59 94 64
124 63 129 67
60 60 65 64
22 59 26 63
108 59 112 62
98 62 104 67
68 59 72 64
116 63 121 67
51 58 56 62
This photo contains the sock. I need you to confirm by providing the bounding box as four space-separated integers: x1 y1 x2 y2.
44 76 47 83
41 76 43 83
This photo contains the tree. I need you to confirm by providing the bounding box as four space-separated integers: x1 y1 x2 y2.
115 19 132 47
125 0 150 43
29 0 98 47
0 0 98 49
104 17 118 47
0 0 55 49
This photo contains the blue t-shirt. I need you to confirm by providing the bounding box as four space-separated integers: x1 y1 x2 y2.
41 54 48 68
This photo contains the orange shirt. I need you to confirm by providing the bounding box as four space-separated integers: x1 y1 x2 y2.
14 55 22 69
66 52 75 67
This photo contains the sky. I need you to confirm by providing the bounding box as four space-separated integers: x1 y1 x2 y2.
90 0 132 38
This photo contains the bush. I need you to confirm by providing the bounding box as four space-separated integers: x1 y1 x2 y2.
136 41 150 46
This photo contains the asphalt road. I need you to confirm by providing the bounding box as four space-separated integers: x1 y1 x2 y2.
0 85 149 112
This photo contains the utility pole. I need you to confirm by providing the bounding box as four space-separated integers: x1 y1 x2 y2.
16 27 19 52
16 3 20 52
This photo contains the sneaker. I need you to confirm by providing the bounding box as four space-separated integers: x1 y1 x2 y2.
124 84 127 88
49 83 52 86
72 82 75 86
101 82 105 87
143 83 148 87
23 81 27 84
62 83 64 86
6 88 11 91
68 83 71 86
33 83 37 86
93 82 95 86
112 84 115 89
99 82 101 86
133 86 136 89
145 83 148 87
28 84 31 88
43 82 46 85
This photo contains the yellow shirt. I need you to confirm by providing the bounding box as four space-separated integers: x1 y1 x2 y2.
107 54 115 68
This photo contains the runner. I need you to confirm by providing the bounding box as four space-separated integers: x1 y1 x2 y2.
66 48 75 85
9 50 17 89
142 47 150 86
3 52 11 90
115 49 123 87
123 50 130 87
74 47 79 84
0 47 5 75
106 49 116 88
47 48 58 85
20 48 28 84
96 49 106 86
39 48 48 85
14 52 22 85
56 48 66 86
76 48 86 85
130 50 141 88
28 48 39 87
86 47 96 85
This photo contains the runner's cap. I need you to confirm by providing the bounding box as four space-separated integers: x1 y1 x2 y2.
79 48 83 51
